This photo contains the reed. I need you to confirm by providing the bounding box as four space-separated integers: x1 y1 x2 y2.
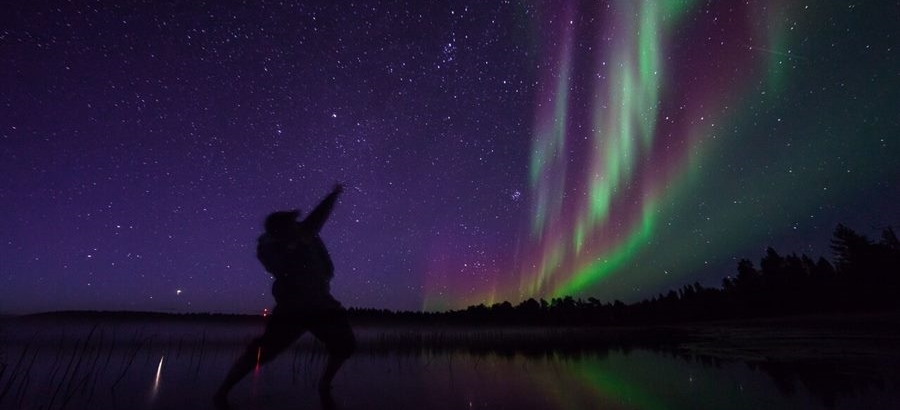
0 333 39 405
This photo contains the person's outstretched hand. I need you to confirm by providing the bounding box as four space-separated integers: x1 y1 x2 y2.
333 183 344 194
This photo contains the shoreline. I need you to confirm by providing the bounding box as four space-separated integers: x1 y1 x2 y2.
3 311 899 363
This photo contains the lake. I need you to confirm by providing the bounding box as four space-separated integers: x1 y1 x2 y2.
1 318 898 409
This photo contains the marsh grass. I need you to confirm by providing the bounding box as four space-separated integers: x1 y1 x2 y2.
0 317 691 409
0 321 227 409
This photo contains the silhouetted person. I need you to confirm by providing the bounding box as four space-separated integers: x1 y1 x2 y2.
214 184 355 409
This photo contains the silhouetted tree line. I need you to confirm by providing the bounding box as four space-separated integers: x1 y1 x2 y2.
21 224 899 327
350 224 900 326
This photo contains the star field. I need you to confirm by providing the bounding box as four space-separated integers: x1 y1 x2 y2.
2 1 898 314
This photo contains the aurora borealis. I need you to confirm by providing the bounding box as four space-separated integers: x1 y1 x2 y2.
3 1 899 313
422 0 900 309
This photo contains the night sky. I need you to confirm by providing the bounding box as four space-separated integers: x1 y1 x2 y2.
3 1 898 314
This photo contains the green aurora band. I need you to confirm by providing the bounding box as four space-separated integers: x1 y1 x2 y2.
423 0 899 310
523 0 714 300
517 0 821 304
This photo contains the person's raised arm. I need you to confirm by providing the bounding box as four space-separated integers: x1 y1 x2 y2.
301 183 343 234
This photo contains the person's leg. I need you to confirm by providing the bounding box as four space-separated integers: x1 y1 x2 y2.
214 312 304 405
308 308 356 391
214 341 258 409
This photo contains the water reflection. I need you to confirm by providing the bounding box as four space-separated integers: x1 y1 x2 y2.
574 361 669 410
433 351 899 410
1 321 898 409
151 355 164 399
752 359 892 409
